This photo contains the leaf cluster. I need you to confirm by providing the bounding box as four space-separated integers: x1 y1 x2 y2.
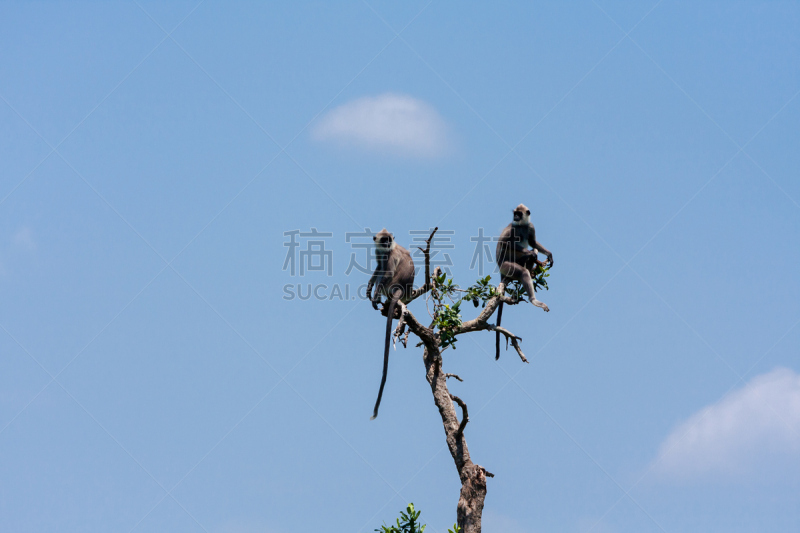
374 503 460 533
430 274 497 350
532 264 550 292
428 265 552 349
430 271 463 350
462 275 496 308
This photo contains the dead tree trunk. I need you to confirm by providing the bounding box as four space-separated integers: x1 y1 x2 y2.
379 228 528 533
423 344 492 532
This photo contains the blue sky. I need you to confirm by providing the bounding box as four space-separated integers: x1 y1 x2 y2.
1 1 799 532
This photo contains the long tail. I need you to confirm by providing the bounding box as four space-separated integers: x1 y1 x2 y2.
371 296 398 420
495 300 504 360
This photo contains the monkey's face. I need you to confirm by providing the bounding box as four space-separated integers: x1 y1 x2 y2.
373 231 394 251
512 206 531 224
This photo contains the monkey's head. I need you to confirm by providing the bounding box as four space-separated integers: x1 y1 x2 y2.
373 228 396 252
512 204 531 225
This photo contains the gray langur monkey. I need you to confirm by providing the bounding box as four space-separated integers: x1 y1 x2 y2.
366 228 415 419
495 203 554 360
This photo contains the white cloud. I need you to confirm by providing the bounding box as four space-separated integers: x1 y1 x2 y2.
653 367 800 479
311 93 450 157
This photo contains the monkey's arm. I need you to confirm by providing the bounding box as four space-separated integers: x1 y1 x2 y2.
535 241 553 267
529 229 553 267
366 270 381 308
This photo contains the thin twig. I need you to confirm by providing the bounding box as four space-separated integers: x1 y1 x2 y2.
407 228 439 302
392 303 408 349
423 266 442 319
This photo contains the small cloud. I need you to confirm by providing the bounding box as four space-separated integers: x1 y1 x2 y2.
312 93 450 157
12 227 36 251
653 367 800 479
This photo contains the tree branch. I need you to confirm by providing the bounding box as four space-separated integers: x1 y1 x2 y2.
407 227 438 302
492 326 527 363
400 306 436 345
458 282 519 334
450 393 469 438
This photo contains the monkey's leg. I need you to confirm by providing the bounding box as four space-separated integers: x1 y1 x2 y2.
502 262 549 312
521 269 549 312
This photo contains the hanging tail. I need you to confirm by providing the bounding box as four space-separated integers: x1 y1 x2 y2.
495 300 504 360
371 295 399 419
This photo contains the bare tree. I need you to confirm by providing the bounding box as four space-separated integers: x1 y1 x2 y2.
373 228 543 533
